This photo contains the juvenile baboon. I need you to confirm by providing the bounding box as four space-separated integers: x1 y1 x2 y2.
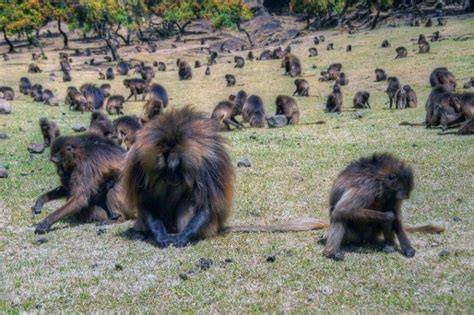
308 47 318 57
381 40 391 48
123 106 235 247
195 60 202 68
395 85 417 109
425 18 432 27
63 70 72 82
30 85 43 102
395 47 408 58
346 45 352 52
242 95 267 128
386 77 401 108
437 17 447 26
98 71 106 80
177 59 192 80
157 62 166 72
0 86 15 101
320 63 342 81
418 38 430 53
39 117 60 146
375 68 387 82
116 61 130 75
429 67 456 91
272 47 284 59
275 95 300 125
234 56 245 68
32 134 134 234
293 79 310 97
327 43 334 50
353 91 371 109
418 34 427 44
320 35 325 42
325 84 343 113
88 111 113 139
66 87 89 112
100 83 112 99
19 77 32 95
112 115 142 150
205 66 211 76
439 92 474 133
42 89 58 106
208 51 218 65
124 79 148 101
425 85 453 128
28 63 42 73
258 50 272 61
336 72 349 86
247 51 254 61
139 65 155 82
106 67 114 80
225 74 236 87
211 101 245 131
106 95 126 115
463 78 474 89
431 31 440 41
314 37 320 45
284 54 302 77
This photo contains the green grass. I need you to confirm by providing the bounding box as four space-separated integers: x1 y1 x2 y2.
0 17 473 312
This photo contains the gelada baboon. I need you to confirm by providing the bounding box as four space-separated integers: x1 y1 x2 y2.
375 68 387 82
429 67 456 91
346 45 352 52
123 106 234 247
323 153 443 261
395 47 408 58
124 78 148 101
113 115 142 150
463 78 474 89
0 86 15 100
88 110 114 139
157 62 166 72
42 89 58 106
275 95 300 125
386 76 401 108
28 63 42 73
211 101 245 131
19 77 32 95
106 95 126 115
234 56 245 68
106 67 114 80
66 87 90 112
39 117 60 146
177 59 192 80
314 37 320 45
258 50 272 61
232 90 248 114
140 99 163 125
325 84 343 113
242 95 267 128
81 84 105 110
63 70 72 82
32 134 134 234
381 39 391 48
418 38 430 54
439 92 474 134
424 85 453 128
319 35 325 42
247 51 254 61
293 79 310 97
284 54 302 77
225 74 236 87
205 66 211 76
308 47 318 57
320 63 342 81
353 91 371 109
437 17 447 26
326 43 334 50
336 72 349 86
272 47 284 59
425 18 432 27
195 60 202 68
100 83 111 99
395 85 417 109
431 31 440 41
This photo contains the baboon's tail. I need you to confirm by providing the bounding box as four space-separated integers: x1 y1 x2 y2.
399 121 425 126
406 225 445 234
224 217 329 233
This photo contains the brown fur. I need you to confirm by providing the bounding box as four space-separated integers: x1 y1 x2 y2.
211 100 245 131
430 67 456 91
28 63 42 73
39 117 60 146
275 95 300 125
386 77 401 109
353 91 371 109
234 56 245 68
293 79 310 97
88 111 113 138
106 95 125 115
242 95 267 128
308 47 318 57
375 68 387 82
381 39 391 48
418 38 430 54
395 47 408 58
0 86 15 101
394 85 417 109
177 59 192 80
124 78 148 101
140 99 164 125
113 115 142 150
225 74 236 87
283 54 302 77
320 63 342 81
325 84 343 113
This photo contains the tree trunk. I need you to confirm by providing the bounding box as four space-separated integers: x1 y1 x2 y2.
339 0 351 26
58 20 69 49
33 34 47 59
3 31 15 53
370 1 382 30
175 21 192 36
467 0 474 12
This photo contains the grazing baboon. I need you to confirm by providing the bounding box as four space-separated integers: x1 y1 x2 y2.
32 134 134 234
157 62 166 72
314 37 320 45
275 95 300 125
336 72 349 86
124 79 148 101
284 54 302 77
425 18 432 27
28 63 42 73
42 89 58 106
63 70 72 82
353 91 371 109
66 87 89 112
81 84 105 110
205 66 211 76
429 67 456 91
139 65 155 82
325 84 343 113
19 77 32 95
88 111 113 139
346 45 352 52
375 68 387 82
100 83 112 99
309 47 318 57
437 17 447 26
463 78 474 89
234 56 245 68
225 74 236 87
327 43 334 50
106 96 125 115
381 40 391 48
258 50 272 61
233 90 248 114
242 95 267 128
320 63 342 81
395 47 408 58
386 77 401 108
0 86 15 101
247 51 254 61
195 60 202 68
211 101 245 131
431 31 440 41
147 83 169 108
140 99 164 125
324 154 417 261
293 79 310 97
39 117 60 146
418 38 430 53
106 67 114 80
123 106 234 247
112 115 142 150
116 61 130 76
320 35 325 42
177 59 192 80
418 34 427 44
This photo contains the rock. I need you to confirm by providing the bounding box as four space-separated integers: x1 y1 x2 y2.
35 237 48 245
72 123 86 132
266 254 276 262
27 143 45 154
266 115 288 128
199 257 213 271
352 111 363 119
0 99 11 114
237 157 251 168
438 249 450 257
0 165 8 178
179 273 189 280
224 258 234 263
452 216 461 222
114 263 124 271
0 132 8 139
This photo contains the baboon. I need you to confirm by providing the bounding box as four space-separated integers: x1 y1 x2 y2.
425 85 453 128
100 83 112 99
429 67 456 91
309 47 318 57
325 84 343 113
28 63 42 73
353 91 371 109
177 59 192 80
112 115 142 150
431 31 440 41
418 34 427 44
205 66 211 76
293 79 310 97
63 70 72 82
463 78 474 89
49 72 56 82
42 89 58 106
346 45 352 52
39 117 60 146
326 43 334 50
395 47 408 58
30 85 43 102
425 18 432 27
2 54 9 61
381 40 391 48
140 99 164 125
439 92 474 132
81 84 105 110
375 68 387 82
320 63 342 81
437 17 447 26
32 53 40 61
225 74 236 87
85 48 92 56
272 47 285 59
211 101 245 131
124 79 148 101
32 134 134 234
324 154 416 261
320 35 325 42
314 37 320 45
419 38 430 54
0 86 15 101
396 85 417 109
232 90 248 114
336 72 349 86
104 56 112 63
19 77 32 95
158 62 166 72
66 87 88 112
242 95 267 128
234 56 245 68
284 54 302 77
116 61 130 75
88 111 113 139
106 67 114 80
106 96 126 115
139 65 155 82
60 60 71 72
275 95 300 125
98 71 106 80
247 51 254 61
123 106 235 247
195 60 202 68
258 50 272 61
386 77 401 108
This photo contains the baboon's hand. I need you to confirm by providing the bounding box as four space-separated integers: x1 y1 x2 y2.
35 218 52 234
402 246 416 258
31 200 44 215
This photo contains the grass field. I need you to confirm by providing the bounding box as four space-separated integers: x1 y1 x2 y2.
0 16 473 312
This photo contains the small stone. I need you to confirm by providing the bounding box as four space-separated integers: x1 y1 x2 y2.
35 237 48 245
452 216 461 222
97 227 107 235
438 249 450 257
114 263 123 271
0 165 8 178
199 258 213 271
266 254 276 263
312 64 317 69
431 242 439 247
90 263 98 269
352 111 363 119
27 143 45 154
179 273 189 280
0 99 11 114
0 132 8 139
72 123 87 132
224 258 234 263
266 115 288 128
237 158 251 168
412 143 418 147
293 175 304 182
249 135 257 140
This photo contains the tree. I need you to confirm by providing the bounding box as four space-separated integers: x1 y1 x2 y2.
152 0 201 37
42 1 73 49
202 0 253 31
290 0 331 28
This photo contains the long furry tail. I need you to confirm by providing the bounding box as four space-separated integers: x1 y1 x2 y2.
224 217 329 233
399 121 425 126
406 225 445 234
